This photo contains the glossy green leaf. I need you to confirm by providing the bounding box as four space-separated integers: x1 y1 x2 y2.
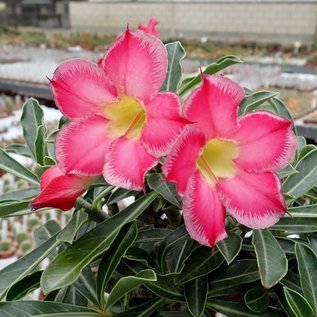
0 148 39 185
278 164 298 179
34 124 47 165
107 187 137 205
217 231 243 264
207 300 283 317
161 41 186 92
97 222 137 306
135 228 171 244
0 233 61 299
284 287 314 317
0 199 31 217
178 55 243 95
252 229 287 288
184 276 208 317
178 246 224 284
5 144 32 157
272 217 317 233
296 243 317 315
281 271 302 294
148 173 181 208
239 90 279 115
57 210 88 244
269 96 292 120
208 260 259 296
288 204 317 217
41 192 157 293
6 271 42 300
105 269 157 310
0 301 101 316
283 149 317 199
21 98 45 162
298 145 316 162
0 188 39 202
244 287 269 313
34 220 61 247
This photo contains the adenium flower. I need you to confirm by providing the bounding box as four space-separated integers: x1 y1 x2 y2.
51 28 186 191
31 166 96 211
138 18 160 38
163 75 296 247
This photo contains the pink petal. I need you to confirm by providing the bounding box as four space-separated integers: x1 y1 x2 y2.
103 137 158 191
51 59 118 119
183 172 227 247
31 166 96 211
217 170 286 229
141 92 188 157
183 75 245 138
99 29 167 101
234 111 296 173
162 125 205 196
138 18 160 38
56 114 111 176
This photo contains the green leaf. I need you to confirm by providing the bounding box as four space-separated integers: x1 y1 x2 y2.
295 243 317 315
239 90 279 115
21 98 46 162
0 148 39 185
107 187 137 205
281 271 302 294
283 149 317 199
41 192 158 293
5 144 32 157
207 300 283 317
57 210 88 244
34 220 61 247
178 246 224 284
105 269 157 311
158 225 188 274
217 231 242 264
135 228 171 244
244 287 269 313
252 229 288 288
278 164 298 179
0 199 32 217
288 204 317 217
269 97 292 120
298 145 316 162
178 55 243 95
0 301 101 316
0 188 39 202
208 260 259 296
272 217 317 233
97 222 137 306
6 271 42 300
184 276 208 317
284 287 314 317
161 41 186 92
148 173 181 208
0 233 61 299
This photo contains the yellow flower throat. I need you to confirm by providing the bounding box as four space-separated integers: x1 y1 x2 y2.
104 96 147 139
197 139 239 186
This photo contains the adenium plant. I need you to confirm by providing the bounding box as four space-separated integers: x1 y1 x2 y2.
0 19 316 317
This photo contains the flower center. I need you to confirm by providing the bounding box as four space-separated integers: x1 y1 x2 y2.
196 139 239 186
104 96 146 139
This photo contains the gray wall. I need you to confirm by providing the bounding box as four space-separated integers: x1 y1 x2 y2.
69 1 317 44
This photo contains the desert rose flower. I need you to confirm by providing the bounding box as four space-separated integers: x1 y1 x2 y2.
163 75 296 247
31 166 96 211
138 18 160 38
51 28 187 191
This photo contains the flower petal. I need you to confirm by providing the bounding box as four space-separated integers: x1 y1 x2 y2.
217 170 286 229
162 125 205 196
183 75 245 138
183 172 227 247
141 92 188 157
138 18 160 38
51 59 118 119
56 114 111 176
99 29 167 101
234 111 296 173
104 137 158 191
31 166 95 211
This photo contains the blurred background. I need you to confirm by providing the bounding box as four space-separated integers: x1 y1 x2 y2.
0 0 316 269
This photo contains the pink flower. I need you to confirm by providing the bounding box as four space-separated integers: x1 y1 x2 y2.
138 18 160 38
163 75 296 247
31 166 96 211
51 29 187 191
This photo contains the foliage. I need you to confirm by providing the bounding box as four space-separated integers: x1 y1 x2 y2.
0 44 316 317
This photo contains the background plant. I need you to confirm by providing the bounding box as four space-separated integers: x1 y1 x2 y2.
0 42 316 317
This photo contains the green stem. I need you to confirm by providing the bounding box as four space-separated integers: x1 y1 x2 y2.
92 186 114 208
76 198 108 223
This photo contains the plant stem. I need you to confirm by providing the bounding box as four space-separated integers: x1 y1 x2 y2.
92 186 114 208
76 198 108 223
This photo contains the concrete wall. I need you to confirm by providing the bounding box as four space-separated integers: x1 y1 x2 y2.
69 1 317 44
